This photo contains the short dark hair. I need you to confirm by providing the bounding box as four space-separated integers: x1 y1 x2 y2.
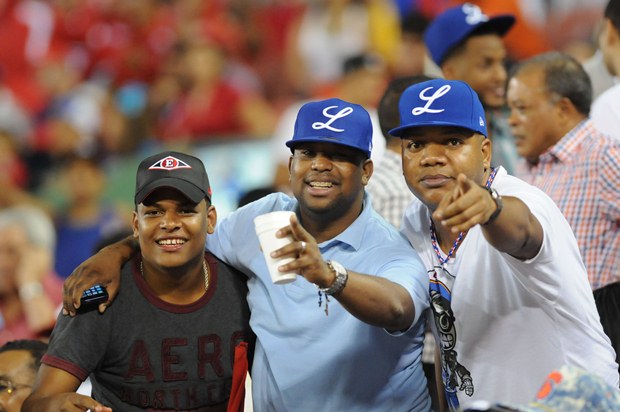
401 11 429 37
0 339 48 372
509 51 592 115
378 75 435 140
605 0 620 30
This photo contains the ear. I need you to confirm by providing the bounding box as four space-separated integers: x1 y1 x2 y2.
287 154 294 183
132 211 139 238
554 96 577 123
481 136 492 172
361 158 373 186
603 18 619 47
206 204 217 234
441 60 457 79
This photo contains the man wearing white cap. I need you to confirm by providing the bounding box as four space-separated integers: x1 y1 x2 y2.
61 98 433 411
390 78 619 410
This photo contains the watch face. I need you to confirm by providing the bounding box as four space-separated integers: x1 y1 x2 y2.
330 260 347 276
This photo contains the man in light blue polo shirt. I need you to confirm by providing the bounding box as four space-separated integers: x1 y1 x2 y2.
62 98 431 411
208 99 430 411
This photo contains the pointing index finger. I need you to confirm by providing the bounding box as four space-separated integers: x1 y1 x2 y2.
456 173 472 194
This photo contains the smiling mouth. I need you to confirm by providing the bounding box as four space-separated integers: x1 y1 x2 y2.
308 181 334 189
157 238 186 246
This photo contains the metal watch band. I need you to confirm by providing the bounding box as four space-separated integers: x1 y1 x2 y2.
483 187 503 225
320 260 348 296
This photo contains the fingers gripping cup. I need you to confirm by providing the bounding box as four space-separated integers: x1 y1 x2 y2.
254 211 298 285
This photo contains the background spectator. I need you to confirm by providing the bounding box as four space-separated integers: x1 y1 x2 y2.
591 0 620 140
424 3 520 173
0 206 63 344
506 51 620 374
47 156 129 278
283 0 400 98
507 51 620 293
0 339 48 412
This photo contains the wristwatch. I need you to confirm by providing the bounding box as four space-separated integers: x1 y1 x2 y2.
483 187 503 225
320 260 348 296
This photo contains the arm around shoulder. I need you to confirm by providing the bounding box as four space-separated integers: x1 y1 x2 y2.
63 235 138 316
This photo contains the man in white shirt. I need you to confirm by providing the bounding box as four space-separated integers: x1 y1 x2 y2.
390 77 619 410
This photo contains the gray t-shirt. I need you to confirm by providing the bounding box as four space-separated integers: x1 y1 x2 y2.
43 253 252 411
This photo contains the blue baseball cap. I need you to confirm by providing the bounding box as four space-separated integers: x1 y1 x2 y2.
425 3 515 66
285 98 373 158
389 79 487 138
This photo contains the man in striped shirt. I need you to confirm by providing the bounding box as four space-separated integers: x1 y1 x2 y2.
507 51 620 371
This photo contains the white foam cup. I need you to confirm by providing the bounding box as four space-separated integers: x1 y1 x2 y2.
254 211 298 285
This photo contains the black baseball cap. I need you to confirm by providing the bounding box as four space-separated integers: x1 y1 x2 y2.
134 151 211 205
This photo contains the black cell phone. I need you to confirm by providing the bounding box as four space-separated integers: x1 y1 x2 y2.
77 284 109 313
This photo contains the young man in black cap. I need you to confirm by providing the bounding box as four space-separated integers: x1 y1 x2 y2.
61 98 433 411
23 152 252 412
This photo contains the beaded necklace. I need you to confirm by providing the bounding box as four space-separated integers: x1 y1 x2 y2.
430 167 498 268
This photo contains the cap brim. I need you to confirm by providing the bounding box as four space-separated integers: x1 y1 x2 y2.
389 120 484 137
135 177 207 205
285 136 370 157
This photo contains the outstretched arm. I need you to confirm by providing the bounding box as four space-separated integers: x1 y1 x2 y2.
272 215 418 331
62 236 138 316
433 174 543 260
22 365 112 412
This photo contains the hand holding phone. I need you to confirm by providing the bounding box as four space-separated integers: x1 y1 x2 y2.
77 284 108 313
